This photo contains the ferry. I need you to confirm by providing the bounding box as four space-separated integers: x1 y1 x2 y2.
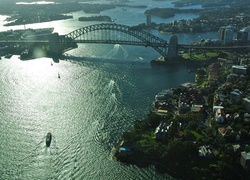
46 132 52 147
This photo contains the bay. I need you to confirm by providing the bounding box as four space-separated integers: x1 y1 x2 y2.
0 0 215 179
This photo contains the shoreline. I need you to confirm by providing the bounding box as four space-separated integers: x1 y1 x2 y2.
113 51 250 179
150 55 217 68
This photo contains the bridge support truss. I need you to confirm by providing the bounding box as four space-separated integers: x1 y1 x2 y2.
60 23 169 57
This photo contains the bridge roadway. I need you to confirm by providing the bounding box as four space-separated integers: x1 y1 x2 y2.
0 23 249 57
0 40 48 43
0 39 49 48
1 39 249 50
72 39 250 50
72 39 166 47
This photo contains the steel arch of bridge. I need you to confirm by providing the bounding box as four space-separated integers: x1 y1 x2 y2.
60 23 168 56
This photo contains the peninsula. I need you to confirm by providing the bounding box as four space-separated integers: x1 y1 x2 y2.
0 2 146 26
78 16 112 22
144 8 200 19
113 3 250 177
114 51 250 179
138 0 250 34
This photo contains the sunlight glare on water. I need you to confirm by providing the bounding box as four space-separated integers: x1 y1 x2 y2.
0 0 200 178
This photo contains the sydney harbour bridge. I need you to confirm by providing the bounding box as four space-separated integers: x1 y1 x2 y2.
56 23 171 57
1 23 249 59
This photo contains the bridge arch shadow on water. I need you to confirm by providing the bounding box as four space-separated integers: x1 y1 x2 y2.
59 23 169 57
61 52 147 66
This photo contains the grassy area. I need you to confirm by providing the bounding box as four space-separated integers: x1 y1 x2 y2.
182 51 219 60
200 80 208 87
181 50 237 61
191 130 203 141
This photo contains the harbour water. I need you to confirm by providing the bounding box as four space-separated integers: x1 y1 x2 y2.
0 0 217 179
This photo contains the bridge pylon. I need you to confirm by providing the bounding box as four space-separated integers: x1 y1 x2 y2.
167 35 178 60
49 33 62 56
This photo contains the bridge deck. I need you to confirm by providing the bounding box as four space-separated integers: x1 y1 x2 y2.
0 23 249 57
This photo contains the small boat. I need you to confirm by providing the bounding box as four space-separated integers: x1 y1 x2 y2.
46 132 52 147
58 73 60 79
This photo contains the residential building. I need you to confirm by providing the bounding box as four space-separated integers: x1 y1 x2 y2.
180 82 196 89
243 98 250 112
154 122 167 140
227 73 238 83
154 122 173 140
179 103 190 114
213 105 224 112
239 57 250 66
216 108 225 123
218 126 233 137
191 104 203 112
244 113 250 122
240 151 250 170
198 146 213 157
156 107 168 115
232 65 247 75
230 89 243 104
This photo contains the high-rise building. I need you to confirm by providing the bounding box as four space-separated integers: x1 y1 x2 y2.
224 26 234 44
237 26 250 42
178 21 184 32
218 26 234 44
218 26 225 41
146 14 151 26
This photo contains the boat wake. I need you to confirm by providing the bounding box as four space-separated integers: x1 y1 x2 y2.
104 44 128 59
